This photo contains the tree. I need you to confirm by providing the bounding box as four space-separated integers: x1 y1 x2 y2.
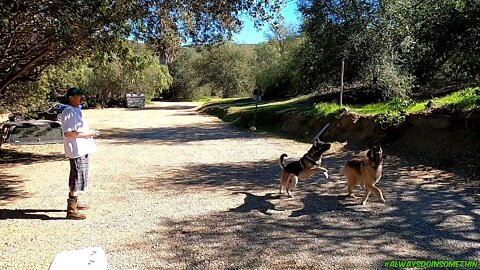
297 0 480 98
298 0 381 90
1 0 285 104
167 47 205 100
382 0 480 87
256 23 303 99
264 22 298 59
200 43 256 98
0 0 136 97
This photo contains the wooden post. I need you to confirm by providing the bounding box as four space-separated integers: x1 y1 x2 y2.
253 94 260 125
340 60 344 107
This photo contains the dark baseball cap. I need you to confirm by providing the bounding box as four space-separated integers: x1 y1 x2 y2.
66 87 85 97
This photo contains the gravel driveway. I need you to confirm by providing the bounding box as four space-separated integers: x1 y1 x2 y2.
1 102 479 269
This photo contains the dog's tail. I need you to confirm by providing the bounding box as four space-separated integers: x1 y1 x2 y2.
279 154 287 169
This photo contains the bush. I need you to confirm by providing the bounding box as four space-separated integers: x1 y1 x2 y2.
377 97 415 129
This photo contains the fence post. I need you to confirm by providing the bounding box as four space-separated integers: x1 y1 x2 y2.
340 60 344 107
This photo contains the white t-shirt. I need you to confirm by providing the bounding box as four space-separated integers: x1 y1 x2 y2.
59 105 97 158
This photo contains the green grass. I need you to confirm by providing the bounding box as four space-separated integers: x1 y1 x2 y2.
347 87 479 115
313 102 343 118
193 96 226 102
200 87 479 121
433 87 479 110
348 102 389 115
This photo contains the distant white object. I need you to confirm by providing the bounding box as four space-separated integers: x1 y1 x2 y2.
126 93 146 108
49 247 108 270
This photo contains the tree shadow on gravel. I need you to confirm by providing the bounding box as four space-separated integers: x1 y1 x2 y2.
125 104 199 111
0 173 29 205
103 123 252 145
126 153 479 269
0 148 65 165
343 142 480 194
0 148 65 203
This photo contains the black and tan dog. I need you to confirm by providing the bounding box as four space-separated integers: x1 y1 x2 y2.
278 139 331 197
341 145 385 205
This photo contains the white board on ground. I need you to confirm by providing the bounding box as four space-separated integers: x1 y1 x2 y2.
49 247 108 270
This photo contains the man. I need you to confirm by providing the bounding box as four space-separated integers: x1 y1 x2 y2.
59 87 100 220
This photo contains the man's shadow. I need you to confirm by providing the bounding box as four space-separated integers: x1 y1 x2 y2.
0 209 66 220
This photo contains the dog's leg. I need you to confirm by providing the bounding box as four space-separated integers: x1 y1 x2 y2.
279 172 285 194
346 174 356 198
369 185 386 203
286 175 298 197
347 181 356 198
317 166 329 179
302 167 329 180
361 186 372 205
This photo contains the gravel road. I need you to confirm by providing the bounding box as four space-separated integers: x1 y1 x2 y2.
1 102 478 269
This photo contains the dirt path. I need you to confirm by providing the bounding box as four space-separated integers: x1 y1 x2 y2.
1 102 479 269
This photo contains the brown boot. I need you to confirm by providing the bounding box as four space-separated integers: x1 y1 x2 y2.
66 198 86 220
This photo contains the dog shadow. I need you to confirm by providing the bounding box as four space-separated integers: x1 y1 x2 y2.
0 209 66 220
230 192 279 216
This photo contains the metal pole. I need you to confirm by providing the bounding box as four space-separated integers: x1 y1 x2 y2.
313 123 330 141
340 60 344 107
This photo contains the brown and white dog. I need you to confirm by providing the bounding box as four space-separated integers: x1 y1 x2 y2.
341 145 385 205
278 139 331 197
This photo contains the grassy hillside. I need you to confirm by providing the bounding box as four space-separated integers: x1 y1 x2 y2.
200 87 480 126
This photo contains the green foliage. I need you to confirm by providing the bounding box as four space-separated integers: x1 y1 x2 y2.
10 43 173 108
297 0 480 98
0 0 139 96
1 0 285 109
313 102 342 118
201 88 479 133
255 35 303 99
385 0 480 85
377 97 415 129
349 102 390 115
201 43 256 98
166 47 205 101
168 43 257 101
298 0 381 90
435 87 480 110
85 49 173 106
0 78 51 113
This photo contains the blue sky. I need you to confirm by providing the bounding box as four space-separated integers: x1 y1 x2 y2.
232 1 301 44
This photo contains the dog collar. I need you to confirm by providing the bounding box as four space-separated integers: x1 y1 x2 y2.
299 159 305 170
303 153 319 165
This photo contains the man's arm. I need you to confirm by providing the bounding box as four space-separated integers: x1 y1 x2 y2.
64 130 101 138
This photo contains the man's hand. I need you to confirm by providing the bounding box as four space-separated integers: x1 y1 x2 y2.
90 130 102 138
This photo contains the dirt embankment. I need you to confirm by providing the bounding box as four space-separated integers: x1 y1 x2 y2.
322 111 480 160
